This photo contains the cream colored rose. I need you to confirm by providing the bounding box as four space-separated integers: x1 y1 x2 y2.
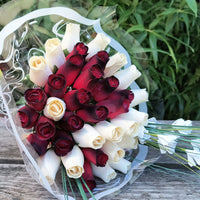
29 56 52 87
101 141 125 162
114 65 141 89
38 149 61 185
91 163 116 183
94 121 124 143
61 23 80 52
130 89 149 107
45 38 65 71
43 97 66 121
104 52 127 77
72 124 105 149
108 158 131 174
61 145 84 179
117 135 138 149
86 33 111 60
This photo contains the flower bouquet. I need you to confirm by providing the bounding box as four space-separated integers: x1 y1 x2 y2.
0 5 199 200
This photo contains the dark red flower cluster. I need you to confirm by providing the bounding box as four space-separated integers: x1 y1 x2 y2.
18 42 134 192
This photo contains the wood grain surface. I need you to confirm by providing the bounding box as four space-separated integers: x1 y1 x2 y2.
1 119 200 200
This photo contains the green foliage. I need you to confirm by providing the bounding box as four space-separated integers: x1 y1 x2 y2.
0 0 200 120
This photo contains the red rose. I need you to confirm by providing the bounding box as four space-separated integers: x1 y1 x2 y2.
82 148 108 167
109 89 134 103
59 111 84 132
52 129 74 156
89 76 119 101
82 51 109 72
76 105 108 123
97 97 130 119
35 116 55 140
27 134 48 156
66 42 88 60
81 160 96 192
25 88 47 112
73 64 103 90
44 74 67 98
56 54 85 86
64 89 91 111
18 106 39 129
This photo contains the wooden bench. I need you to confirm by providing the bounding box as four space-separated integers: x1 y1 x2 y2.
1 120 200 200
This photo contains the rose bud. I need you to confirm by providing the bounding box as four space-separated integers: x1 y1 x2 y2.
61 145 84 179
104 52 127 77
76 105 108 123
108 158 131 174
29 56 52 87
65 42 88 60
91 163 116 183
27 133 48 156
83 51 109 72
59 111 84 132
94 121 123 143
72 124 105 149
97 97 130 119
43 97 66 121
130 88 149 107
81 160 96 192
45 38 65 71
117 135 138 149
90 76 119 102
86 33 110 60
116 107 149 126
114 65 141 89
52 129 75 156
25 88 47 112
18 106 39 129
73 64 104 90
56 54 85 86
35 116 56 140
44 74 67 99
38 149 61 185
82 148 108 167
101 140 125 162
61 23 80 52
63 89 91 111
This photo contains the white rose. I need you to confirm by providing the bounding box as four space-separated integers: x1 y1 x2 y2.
45 38 65 71
101 141 125 162
43 97 66 121
72 124 105 149
114 65 141 89
29 56 52 87
94 121 123 143
61 23 80 52
38 149 61 185
86 33 110 60
61 145 84 179
104 52 127 77
91 163 116 183
130 88 149 107
117 135 138 149
108 158 131 174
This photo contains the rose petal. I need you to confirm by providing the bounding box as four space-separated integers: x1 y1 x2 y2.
27 133 48 156
35 116 56 140
64 89 91 111
18 106 39 129
77 105 108 123
59 111 84 132
25 88 47 112
45 74 67 98
56 54 85 86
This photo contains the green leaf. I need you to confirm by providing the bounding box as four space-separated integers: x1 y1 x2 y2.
127 24 145 33
160 8 177 16
165 14 177 33
185 0 197 17
149 33 158 67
